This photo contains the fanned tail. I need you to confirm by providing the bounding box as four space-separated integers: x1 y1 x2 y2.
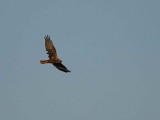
40 60 49 64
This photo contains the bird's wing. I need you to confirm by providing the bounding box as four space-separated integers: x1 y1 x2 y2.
44 35 58 59
53 63 71 73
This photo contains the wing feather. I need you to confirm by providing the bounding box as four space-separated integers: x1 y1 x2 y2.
44 35 58 59
53 63 71 72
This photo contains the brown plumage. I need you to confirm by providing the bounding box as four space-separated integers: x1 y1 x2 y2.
40 35 71 73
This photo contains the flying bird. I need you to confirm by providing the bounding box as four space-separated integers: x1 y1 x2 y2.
40 35 71 73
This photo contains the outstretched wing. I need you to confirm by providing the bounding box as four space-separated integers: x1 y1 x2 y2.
53 63 71 73
44 35 58 59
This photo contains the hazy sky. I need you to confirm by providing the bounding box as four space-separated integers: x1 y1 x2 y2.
0 0 160 120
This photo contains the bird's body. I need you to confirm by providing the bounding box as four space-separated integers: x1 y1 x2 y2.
40 35 71 73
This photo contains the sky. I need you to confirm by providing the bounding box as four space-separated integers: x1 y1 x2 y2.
0 0 160 120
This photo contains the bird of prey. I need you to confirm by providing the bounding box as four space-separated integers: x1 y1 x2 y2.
40 35 71 73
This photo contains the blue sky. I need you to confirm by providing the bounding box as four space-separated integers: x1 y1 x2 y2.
0 0 160 120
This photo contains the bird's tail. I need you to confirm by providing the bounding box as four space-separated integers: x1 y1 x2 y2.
40 60 49 64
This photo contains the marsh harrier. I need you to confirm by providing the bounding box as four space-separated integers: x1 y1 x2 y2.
40 35 71 73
